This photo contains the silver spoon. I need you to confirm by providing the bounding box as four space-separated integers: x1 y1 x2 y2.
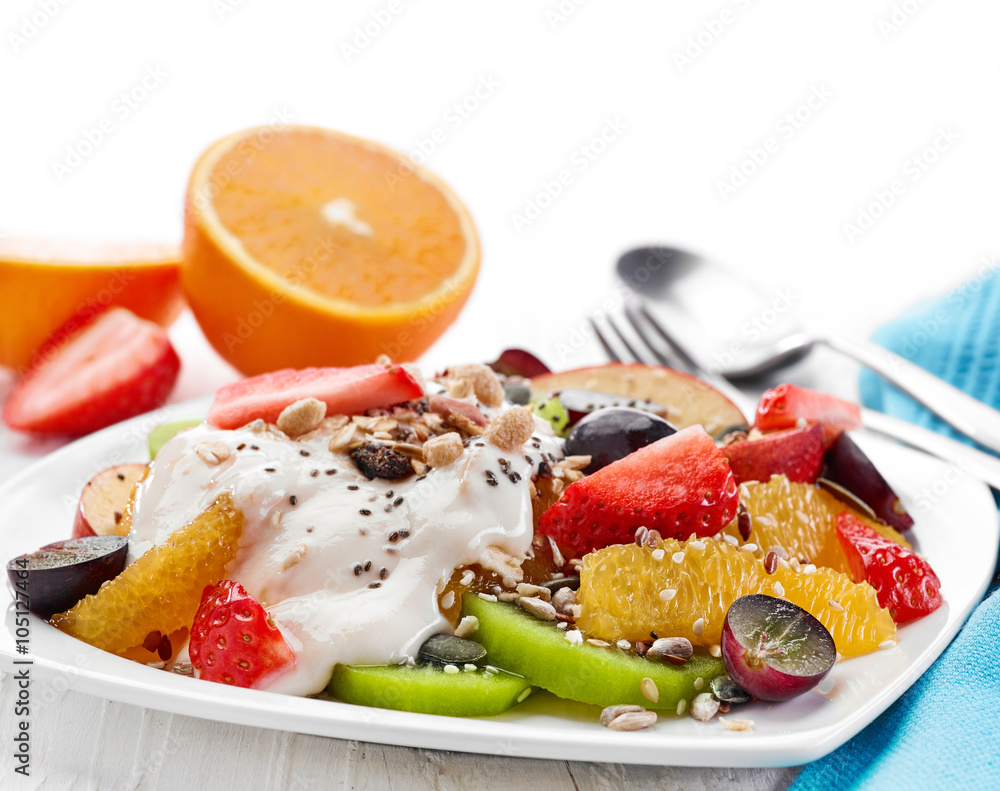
615 246 1000 455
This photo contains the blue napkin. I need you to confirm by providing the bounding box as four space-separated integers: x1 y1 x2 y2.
791 269 1000 790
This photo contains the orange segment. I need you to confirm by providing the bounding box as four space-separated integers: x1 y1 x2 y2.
51 494 243 654
0 238 183 372
577 537 895 658
727 476 911 576
182 125 480 375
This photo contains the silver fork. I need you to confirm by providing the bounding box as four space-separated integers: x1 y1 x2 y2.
590 297 1000 491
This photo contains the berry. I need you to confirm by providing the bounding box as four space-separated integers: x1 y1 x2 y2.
206 363 423 430
563 406 677 473
721 423 824 485
835 512 942 623
3 307 180 436
539 425 738 556
754 384 861 446
189 580 295 689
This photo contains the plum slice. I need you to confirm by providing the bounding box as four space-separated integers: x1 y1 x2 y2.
721 594 835 702
6 535 128 619
822 433 914 531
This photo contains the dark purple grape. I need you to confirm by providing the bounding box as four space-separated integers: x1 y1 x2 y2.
487 348 550 378
564 407 676 473
822 433 913 530
721 594 835 702
6 535 128 619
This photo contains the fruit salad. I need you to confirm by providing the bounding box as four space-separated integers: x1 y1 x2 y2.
6 356 945 728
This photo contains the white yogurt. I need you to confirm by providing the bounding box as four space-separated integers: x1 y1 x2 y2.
128 419 561 696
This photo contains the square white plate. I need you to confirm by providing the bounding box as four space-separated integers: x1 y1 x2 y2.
1 403 996 767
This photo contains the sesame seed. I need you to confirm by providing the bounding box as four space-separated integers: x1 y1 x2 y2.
384 546 398 555
460 571 475 586
250 444 259 450
652 549 665 561
463 663 477 672
353 564 362 576
516 688 532 703
722 534 739 546
742 543 758 552
616 640 631 650
264 467 276 473
399 529 410 538
827 598 844 612
236 444 246 451
379 567 388 580
692 618 705 636
348 485 359 491
368 494 378 503
358 527 368 536
689 540 706 551
773 581 786 597
416 474 427 481
394 497 404 507
525 455 533 464
368 581 381 589
672 551 685 564
879 639 897 650
289 495 297 506
388 531 399 543
443 664 460 674
360 509 372 516
364 560 371 571
310 469 319 477
441 591 455 609
640 677 659 703
676 699 687 716
709 644 722 658
802 563 817 575
486 479 499 487
693 677 704 690
477 592 498 602
508 472 521 483
385 490 394 498
299 450 310 457
325 469 337 475
659 588 677 602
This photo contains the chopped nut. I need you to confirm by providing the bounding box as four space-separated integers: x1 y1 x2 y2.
328 423 360 452
690 693 720 722
424 432 465 468
517 596 557 620
484 406 535 452
606 709 658 731
551 586 578 615
446 378 474 399
478 545 523 583
447 363 504 407
515 582 552 602
194 441 231 465
600 704 645 727
276 398 327 437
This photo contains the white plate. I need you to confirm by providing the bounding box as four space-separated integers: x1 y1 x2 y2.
1 403 996 767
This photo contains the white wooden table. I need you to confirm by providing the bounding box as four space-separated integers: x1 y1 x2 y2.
2 0 999 786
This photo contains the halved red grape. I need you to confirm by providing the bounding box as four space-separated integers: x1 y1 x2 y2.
6 535 128 619
721 594 835 702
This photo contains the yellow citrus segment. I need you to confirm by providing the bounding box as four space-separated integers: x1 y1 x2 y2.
725 476 911 576
577 537 895 658
0 238 183 372
182 125 481 375
51 494 243 654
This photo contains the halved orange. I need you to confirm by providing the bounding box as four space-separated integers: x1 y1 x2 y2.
0 238 183 373
182 125 480 375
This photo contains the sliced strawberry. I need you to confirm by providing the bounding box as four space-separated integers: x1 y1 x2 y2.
721 423 824 485
2 307 180 436
539 425 739 556
206 364 424 429
754 384 862 446
189 580 295 688
835 512 942 623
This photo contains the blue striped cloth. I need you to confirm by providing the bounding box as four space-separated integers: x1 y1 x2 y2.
791 268 1000 790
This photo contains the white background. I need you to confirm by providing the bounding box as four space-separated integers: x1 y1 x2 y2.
1 0 998 787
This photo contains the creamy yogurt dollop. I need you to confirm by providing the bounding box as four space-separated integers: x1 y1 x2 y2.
128 416 560 695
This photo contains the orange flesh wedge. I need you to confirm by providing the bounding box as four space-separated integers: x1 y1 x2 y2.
182 126 480 374
577 537 895 658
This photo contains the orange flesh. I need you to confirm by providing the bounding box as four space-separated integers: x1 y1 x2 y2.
209 130 467 306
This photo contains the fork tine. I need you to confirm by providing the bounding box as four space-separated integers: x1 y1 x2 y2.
605 314 645 362
588 317 623 362
621 301 676 368
631 298 702 374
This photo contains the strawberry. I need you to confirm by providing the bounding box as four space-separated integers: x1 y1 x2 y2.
721 423 824 485
2 307 180 436
206 363 424 429
539 425 739 556
189 580 295 688
754 384 862 446
835 512 942 623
